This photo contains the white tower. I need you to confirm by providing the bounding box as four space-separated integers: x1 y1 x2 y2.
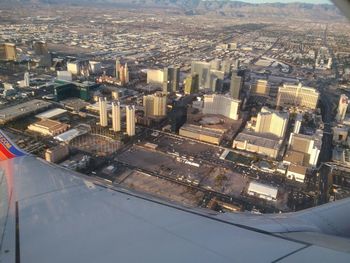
336 94 349 122
112 101 121 132
99 97 108 127
24 72 30 87
294 113 303 134
124 63 129 84
126 105 135 136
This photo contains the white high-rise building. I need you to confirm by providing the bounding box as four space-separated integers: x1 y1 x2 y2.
126 105 135 136
99 97 108 127
277 83 319 110
336 94 349 122
112 101 121 132
24 72 30 87
294 113 303 134
255 107 289 138
202 94 240 120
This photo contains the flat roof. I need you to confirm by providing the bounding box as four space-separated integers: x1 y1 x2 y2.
31 119 65 130
288 165 307 175
284 150 305 165
235 131 281 150
180 124 224 138
0 99 51 124
248 181 278 198
54 128 87 142
36 108 67 119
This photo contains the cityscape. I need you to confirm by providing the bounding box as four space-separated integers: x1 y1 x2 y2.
1 0 350 216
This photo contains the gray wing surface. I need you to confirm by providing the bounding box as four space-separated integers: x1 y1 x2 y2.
1 156 350 263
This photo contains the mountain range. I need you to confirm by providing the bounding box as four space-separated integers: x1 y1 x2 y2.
5 0 344 20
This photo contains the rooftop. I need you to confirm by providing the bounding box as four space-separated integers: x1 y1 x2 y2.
0 99 51 124
235 130 281 150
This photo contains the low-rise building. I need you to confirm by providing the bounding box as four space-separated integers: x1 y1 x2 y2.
247 181 278 201
179 124 224 145
233 131 282 159
45 144 69 163
28 119 69 136
286 165 307 183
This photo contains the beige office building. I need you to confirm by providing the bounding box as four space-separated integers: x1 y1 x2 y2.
277 83 319 110
147 69 164 85
143 92 167 117
126 105 136 136
251 80 270 96
203 94 240 120
255 107 289 138
112 101 121 132
99 97 108 127
0 43 17 61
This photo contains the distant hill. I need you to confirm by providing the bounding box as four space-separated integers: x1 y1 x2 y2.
4 0 344 20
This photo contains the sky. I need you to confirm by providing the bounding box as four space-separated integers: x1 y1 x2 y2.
240 0 332 3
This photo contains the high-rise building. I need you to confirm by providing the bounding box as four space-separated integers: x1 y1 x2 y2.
24 72 30 87
210 59 221 70
255 107 289 138
115 59 121 80
126 105 136 136
119 63 129 84
230 74 242 99
184 74 199 95
0 43 17 61
191 61 211 89
251 80 269 96
147 69 164 85
277 83 319 110
336 94 349 122
112 101 121 132
67 62 80 75
119 65 125 84
124 63 129 84
169 105 187 133
143 92 167 117
89 61 102 74
288 132 322 167
209 69 224 92
99 97 108 127
163 66 180 93
294 113 303 134
203 94 240 120
33 41 48 56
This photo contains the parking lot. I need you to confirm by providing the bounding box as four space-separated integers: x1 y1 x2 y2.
117 145 212 183
120 170 204 207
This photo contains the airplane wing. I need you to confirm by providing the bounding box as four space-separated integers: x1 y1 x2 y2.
0 130 350 263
